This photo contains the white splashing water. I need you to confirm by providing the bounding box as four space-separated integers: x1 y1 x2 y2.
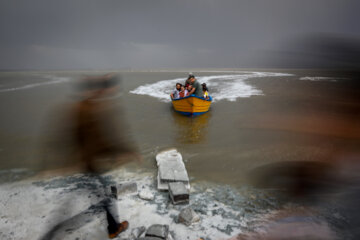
0 75 70 93
130 71 293 102
299 76 339 82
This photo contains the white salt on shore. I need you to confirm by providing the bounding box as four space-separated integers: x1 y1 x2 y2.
0 168 278 240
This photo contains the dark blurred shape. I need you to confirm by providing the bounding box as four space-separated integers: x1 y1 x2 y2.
255 33 360 71
248 161 338 201
72 74 137 173
233 211 337 240
242 34 360 240
40 73 139 239
41 74 138 173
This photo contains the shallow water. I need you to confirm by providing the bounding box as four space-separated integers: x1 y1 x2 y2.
0 69 359 239
0 69 359 188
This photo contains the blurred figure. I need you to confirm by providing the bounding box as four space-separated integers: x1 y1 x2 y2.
40 74 140 239
186 85 193 96
201 83 209 99
170 83 181 99
229 216 336 240
236 161 338 240
188 75 203 97
227 34 360 240
179 85 188 98
184 73 195 88
73 73 138 173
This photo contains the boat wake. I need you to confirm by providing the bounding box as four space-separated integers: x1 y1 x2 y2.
130 71 292 102
299 76 341 82
0 75 70 93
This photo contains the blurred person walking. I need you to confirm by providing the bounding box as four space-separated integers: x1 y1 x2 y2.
40 74 141 239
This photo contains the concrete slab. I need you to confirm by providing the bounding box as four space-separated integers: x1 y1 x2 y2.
168 182 189 205
156 149 190 191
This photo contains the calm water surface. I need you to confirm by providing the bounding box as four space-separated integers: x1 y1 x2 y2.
0 69 359 188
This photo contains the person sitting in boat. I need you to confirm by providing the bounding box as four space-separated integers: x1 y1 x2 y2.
184 73 194 88
202 83 209 100
179 85 188 98
187 75 203 97
170 83 181 99
186 85 192 96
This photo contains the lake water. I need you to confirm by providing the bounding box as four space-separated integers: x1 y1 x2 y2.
0 70 359 185
0 69 359 238
1 69 359 187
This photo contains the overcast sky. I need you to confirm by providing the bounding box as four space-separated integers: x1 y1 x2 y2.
0 0 359 70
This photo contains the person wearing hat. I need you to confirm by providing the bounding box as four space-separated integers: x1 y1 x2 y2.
187 74 203 98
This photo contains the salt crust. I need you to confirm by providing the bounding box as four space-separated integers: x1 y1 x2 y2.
0 168 265 240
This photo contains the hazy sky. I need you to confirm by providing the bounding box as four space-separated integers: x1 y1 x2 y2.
0 0 359 70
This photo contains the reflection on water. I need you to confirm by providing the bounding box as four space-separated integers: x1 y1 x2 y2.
171 110 210 144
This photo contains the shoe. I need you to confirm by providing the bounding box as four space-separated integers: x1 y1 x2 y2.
108 221 129 239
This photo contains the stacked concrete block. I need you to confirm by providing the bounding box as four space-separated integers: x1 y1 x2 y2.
156 149 190 191
168 182 189 205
